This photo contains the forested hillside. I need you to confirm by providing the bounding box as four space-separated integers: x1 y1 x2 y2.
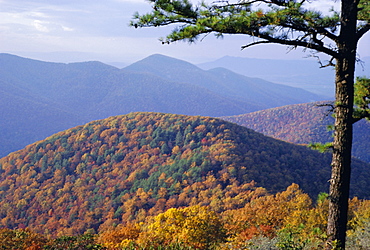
1 112 369 237
0 53 326 157
222 101 370 162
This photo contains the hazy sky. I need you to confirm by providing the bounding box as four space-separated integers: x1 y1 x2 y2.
1 0 369 65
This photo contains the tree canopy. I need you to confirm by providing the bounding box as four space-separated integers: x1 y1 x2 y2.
132 0 369 61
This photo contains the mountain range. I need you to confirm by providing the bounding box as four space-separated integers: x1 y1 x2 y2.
0 53 326 157
198 56 370 97
1 52 369 238
0 112 369 236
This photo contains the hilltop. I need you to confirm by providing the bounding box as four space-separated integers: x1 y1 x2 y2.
0 112 369 236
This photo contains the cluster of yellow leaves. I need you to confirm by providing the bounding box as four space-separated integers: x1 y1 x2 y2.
98 205 227 249
147 205 227 248
347 199 370 237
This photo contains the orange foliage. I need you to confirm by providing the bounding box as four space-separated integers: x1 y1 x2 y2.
98 223 141 248
0 112 363 237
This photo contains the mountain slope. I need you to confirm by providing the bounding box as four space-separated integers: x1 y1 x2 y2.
0 79 85 157
222 102 370 162
87 70 254 118
0 112 369 236
125 54 326 107
198 56 335 97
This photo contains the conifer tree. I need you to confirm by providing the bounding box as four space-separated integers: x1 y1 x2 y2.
131 0 370 248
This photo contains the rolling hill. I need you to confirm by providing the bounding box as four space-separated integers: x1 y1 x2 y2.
222 101 370 163
0 112 369 236
0 53 326 157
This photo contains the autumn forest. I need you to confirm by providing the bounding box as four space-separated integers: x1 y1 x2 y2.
1 52 370 249
0 112 370 249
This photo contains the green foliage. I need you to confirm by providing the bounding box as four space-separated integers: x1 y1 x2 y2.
131 0 344 59
317 192 329 204
353 77 370 122
276 226 309 250
358 0 370 22
308 142 333 153
243 235 279 249
145 1 313 38
44 234 104 250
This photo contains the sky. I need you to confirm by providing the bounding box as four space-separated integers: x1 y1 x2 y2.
1 0 369 66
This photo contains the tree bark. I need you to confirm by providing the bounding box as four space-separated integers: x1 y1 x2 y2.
326 1 358 249
326 59 355 250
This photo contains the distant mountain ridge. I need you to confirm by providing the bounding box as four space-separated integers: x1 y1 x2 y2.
222 101 370 163
126 54 326 108
198 56 370 97
0 53 326 157
1 112 369 235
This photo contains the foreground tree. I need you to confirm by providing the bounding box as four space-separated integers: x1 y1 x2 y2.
131 0 369 248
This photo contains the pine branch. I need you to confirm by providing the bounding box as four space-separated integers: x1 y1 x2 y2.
251 32 339 58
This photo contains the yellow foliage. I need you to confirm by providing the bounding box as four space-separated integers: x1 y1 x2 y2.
172 145 181 154
347 199 370 235
146 205 227 249
223 184 319 243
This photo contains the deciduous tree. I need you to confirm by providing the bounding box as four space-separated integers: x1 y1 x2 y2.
131 0 370 248
147 205 227 249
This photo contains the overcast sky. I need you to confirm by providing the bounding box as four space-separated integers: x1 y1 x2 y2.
1 0 369 65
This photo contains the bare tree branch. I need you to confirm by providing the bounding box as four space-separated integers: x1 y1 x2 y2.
316 102 336 117
310 54 336 68
241 40 272 49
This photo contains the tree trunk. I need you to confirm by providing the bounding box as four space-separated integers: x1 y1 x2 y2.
326 1 358 249
326 59 355 250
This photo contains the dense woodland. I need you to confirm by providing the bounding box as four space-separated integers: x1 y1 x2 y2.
223 102 334 144
222 102 370 163
0 112 370 249
1 185 370 249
